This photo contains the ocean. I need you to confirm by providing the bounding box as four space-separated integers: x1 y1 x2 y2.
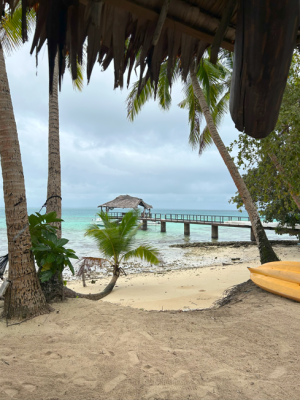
0 207 293 262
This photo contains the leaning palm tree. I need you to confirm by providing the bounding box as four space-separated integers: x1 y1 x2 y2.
126 54 279 264
64 210 160 300
0 6 50 318
189 65 278 263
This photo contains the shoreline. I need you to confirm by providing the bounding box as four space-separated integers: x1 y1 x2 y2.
170 239 299 248
66 242 300 311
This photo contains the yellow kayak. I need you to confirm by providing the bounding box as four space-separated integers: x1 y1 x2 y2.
248 261 300 302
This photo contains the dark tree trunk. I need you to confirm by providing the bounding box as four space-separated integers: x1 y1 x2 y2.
40 270 64 303
64 267 120 300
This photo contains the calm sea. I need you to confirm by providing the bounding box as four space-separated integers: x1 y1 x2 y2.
0 207 293 261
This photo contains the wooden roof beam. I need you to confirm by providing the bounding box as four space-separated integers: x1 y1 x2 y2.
210 0 236 63
152 0 171 45
103 0 234 51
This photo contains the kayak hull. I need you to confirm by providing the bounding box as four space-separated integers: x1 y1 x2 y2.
248 261 300 302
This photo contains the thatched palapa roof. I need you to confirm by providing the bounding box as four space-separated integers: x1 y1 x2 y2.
2 0 299 138
98 195 153 210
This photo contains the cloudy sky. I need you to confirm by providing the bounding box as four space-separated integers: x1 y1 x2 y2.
3 40 243 210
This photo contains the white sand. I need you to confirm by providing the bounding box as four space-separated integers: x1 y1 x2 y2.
67 244 300 311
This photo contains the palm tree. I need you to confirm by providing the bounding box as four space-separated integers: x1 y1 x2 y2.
42 53 84 302
64 210 160 300
126 55 279 264
0 7 50 318
46 53 84 238
189 66 279 264
2 5 85 304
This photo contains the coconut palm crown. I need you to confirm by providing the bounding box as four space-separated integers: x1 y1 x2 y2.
84 210 159 296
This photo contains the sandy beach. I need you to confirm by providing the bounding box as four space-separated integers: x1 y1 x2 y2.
0 243 300 400
67 243 300 311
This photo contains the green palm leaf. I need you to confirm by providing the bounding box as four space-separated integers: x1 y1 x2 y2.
118 209 139 237
85 210 159 268
122 245 160 264
1 4 35 55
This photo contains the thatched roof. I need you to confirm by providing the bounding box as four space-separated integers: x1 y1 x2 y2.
98 195 153 210
2 0 299 138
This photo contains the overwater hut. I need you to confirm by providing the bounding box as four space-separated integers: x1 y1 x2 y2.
98 195 153 216
8 0 299 139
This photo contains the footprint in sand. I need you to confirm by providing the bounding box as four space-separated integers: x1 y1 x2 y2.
45 351 62 359
3 388 19 398
172 370 189 379
269 366 287 379
74 376 98 389
103 374 126 393
143 385 174 400
119 331 132 343
23 384 36 392
128 351 139 365
139 331 153 341
142 365 163 375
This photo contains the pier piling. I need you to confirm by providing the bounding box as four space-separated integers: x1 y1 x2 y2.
161 221 166 233
211 224 218 239
184 222 190 235
142 220 147 231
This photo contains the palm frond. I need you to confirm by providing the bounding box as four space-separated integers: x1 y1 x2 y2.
122 245 160 264
1 5 35 55
157 61 172 111
85 226 122 263
198 126 214 155
118 209 139 237
97 210 119 229
126 78 155 121
66 52 85 92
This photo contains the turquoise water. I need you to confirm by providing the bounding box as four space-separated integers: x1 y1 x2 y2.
0 207 293 259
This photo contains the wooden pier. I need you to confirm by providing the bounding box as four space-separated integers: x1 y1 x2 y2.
109 212 300 241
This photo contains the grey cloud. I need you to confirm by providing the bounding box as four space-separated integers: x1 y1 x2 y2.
2 40 240 210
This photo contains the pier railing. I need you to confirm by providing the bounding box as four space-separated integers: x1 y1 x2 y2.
108 212 250 223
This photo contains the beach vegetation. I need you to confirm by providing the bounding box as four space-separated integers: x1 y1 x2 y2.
75 210 160 300
29 211 78 284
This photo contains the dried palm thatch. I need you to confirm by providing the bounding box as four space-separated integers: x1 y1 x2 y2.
1 0 299 138
77 256 106 287
99 195 152 210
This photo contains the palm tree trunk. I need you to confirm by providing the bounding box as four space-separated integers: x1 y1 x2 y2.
0 46 50 319
190 68 279 264
42 54 63 303
63 266 120 300
46 55 61 234
268 153 300 210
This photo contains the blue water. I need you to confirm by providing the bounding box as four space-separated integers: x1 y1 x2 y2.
0 207 293 260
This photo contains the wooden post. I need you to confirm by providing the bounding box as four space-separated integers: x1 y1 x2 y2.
211 224 218 239
251 227 256 242
142 220 147 230
161 221 166 233
184 222 190 235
